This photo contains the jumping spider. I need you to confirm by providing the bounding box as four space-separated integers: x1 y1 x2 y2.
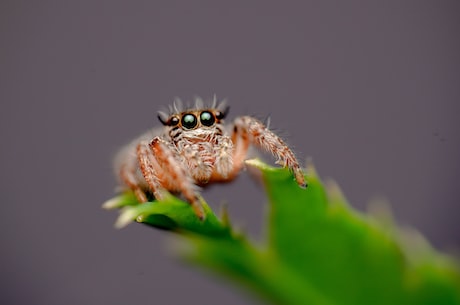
114 97 306 220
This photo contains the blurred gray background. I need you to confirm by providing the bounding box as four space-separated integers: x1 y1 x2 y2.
1 1 459 304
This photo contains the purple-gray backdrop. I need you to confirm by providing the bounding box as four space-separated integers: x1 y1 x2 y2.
1 1 459 305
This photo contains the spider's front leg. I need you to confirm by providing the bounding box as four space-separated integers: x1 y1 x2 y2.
137 137 205 220
232 116 307 188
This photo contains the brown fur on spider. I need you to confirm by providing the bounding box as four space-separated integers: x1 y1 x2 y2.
114 96 306 220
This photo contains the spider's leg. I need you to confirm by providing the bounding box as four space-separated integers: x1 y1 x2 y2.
118 151 149 203
116 128 165 203
140 137 205 220
119 166 148 203
228 123 250 177
136 140 167 201
232 116 307 188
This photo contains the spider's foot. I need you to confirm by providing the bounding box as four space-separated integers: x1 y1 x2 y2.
190 198 206 221
295 169 308 189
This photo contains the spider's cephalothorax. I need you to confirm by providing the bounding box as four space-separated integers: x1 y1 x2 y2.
114 97 306 220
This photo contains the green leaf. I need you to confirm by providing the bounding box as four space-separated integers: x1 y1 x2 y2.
103 191 231 237
104 159 460 305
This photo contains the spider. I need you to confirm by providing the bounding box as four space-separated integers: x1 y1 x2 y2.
114 96 306 220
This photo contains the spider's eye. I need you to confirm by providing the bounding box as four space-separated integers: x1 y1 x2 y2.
181 113 197 129
169 116 179 126
215 106 229 120
215 111 224 120
200 111 215 127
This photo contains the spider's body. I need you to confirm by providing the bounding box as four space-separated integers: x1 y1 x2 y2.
115 97 306 219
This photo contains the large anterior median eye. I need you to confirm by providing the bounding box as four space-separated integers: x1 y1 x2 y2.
200 111 215 126
181 113 197 129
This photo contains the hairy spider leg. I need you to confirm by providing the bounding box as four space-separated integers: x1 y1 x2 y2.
136 140 166 201
137 137 205 219
232 116 307 188
228 121 250 178
119 156 149 203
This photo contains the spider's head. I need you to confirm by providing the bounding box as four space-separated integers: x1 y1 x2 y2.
157 97 229 132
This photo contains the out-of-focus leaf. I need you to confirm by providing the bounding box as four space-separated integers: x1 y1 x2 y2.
104 159 460 305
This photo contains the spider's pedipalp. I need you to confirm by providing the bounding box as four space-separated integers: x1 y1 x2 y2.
213 136 234 179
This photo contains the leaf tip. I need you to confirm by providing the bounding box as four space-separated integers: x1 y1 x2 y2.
219 203 231 228
244 158 267 170
102 196 123 210
114 207 138 229
305 158 320 180
325 179 349 206
367 197 395 227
